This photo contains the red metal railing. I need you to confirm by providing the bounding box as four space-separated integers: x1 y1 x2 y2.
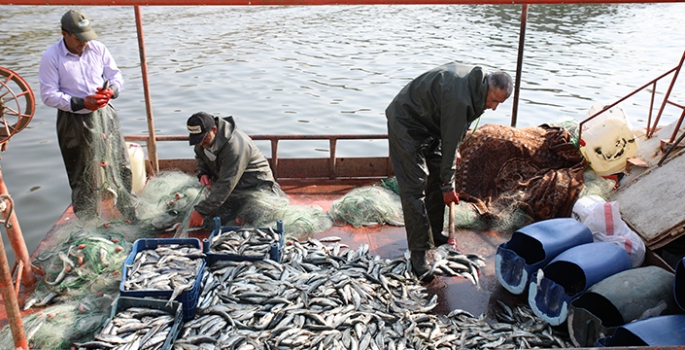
579 50 685 145
0 0 681 4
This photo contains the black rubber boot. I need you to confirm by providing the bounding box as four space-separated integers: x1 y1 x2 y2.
410 250 434 282
434 231 449 246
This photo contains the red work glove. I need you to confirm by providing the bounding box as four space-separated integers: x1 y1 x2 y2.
84 92 109 111
442 190 460 205
96 86 114 105
199 174 213 189
189 210 204 227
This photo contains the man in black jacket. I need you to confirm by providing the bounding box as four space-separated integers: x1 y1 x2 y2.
186 112 283 228
386 62 513 281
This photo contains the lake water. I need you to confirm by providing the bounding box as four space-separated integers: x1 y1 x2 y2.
0 3 684 264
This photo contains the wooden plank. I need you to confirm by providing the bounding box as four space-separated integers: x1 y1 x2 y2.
610 124 685 249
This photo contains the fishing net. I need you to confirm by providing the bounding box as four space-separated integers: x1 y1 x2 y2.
579 168 617 199
235 191 333 241
443 193 533 233
380 176 400 195
135 170 205 233
32 229 131 302
69 107 138 222
328 185 404 228
551 116 580 148
0 295 113 350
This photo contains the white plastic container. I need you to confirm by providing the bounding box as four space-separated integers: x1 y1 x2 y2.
580 102 638 176
127 142 147 194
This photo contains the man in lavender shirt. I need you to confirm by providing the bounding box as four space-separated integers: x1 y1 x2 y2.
39 9 136 221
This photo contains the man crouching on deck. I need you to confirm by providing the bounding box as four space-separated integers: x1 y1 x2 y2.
186 112 284 229
385 62 513 282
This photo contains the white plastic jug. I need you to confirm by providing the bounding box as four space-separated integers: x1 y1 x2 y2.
127 142 147 194
580 102 638 176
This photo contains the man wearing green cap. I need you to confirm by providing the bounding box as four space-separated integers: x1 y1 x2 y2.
39 9 136 221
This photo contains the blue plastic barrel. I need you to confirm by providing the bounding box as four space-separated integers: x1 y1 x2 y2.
673 257 685 311
496 218 593 295
527 241 632 326
595 315 685 347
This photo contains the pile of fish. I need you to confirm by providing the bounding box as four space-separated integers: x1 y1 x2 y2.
414 244 485 283
123 243 204 303
206 227 280 259
173 237 572 350
76 305 176 350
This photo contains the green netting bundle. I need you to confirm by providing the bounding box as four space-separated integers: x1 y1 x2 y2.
235 191 333 241
33 230 131 301
550 116 580 148
580 168 617 200
136 171 205 233
0 295 113 350
380 177 400 195
328 185 404 228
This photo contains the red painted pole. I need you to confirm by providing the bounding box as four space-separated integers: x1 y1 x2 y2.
0 170 28 350
0 168 35 286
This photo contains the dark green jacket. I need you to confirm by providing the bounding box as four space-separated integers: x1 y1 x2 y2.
385 62 488 185
193 116 275 216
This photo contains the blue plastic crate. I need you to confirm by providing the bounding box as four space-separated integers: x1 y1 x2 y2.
104 296 182 350
120 238 205 320
202 217 284 265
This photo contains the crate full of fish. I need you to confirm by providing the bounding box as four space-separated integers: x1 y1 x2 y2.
202 217 284 265
119 238 205 320
79 296 182 350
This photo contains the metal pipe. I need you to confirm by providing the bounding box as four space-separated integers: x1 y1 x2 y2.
271 139 279 179
645 81 656 136
649 49 685 138
329 139 337 179
578 66 678 141
0 189 27 350
0 167 34 287
511 4 528 127
0 234 26 350
125 134 389 142
0 0 681 5
135 6 160 174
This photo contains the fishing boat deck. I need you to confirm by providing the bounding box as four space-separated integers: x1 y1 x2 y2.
265 182 522 318
3 179 522 330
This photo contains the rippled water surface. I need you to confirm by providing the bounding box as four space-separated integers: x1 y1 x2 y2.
0 4 684 262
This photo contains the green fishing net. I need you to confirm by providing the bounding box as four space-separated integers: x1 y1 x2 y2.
235 191 333 241
0 295 113 350
19 171 205 347
136 170 205 233
32 229 131 302
328 185 404 228
442 193 532 233
72 107 138 222
550 116 580 148
579 168 617 200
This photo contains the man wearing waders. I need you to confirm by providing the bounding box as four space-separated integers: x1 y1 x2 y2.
385 62 512 281
186 112 284 229
39 9 136 220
